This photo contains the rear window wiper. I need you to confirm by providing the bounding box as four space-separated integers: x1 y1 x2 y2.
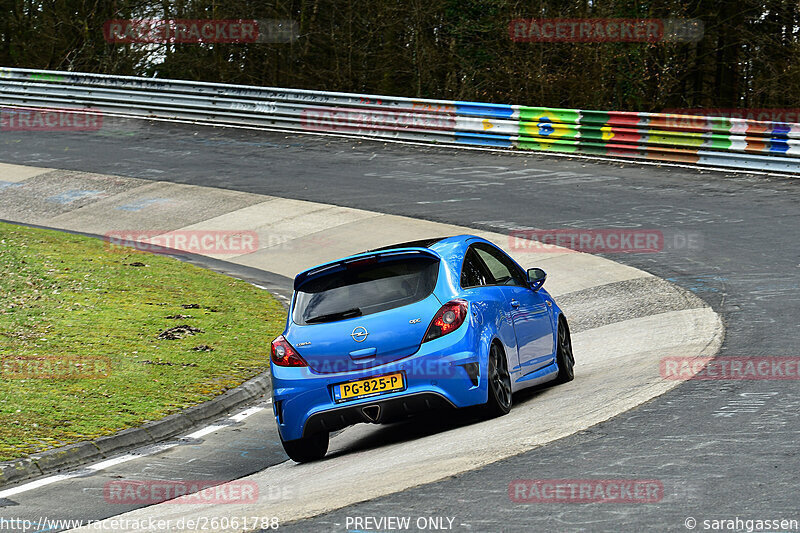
305 307 362 324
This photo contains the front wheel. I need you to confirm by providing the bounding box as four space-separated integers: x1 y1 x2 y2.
554 317 575 384
483 343 512 417
280 431 329 463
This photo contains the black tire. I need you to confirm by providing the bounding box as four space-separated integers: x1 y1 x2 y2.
483 342 512 417
554 317 575 384
281 431 329 463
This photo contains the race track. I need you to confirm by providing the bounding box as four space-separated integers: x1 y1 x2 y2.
0 118 797 532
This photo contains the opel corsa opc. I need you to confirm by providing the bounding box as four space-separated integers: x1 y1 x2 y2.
270 235 575 462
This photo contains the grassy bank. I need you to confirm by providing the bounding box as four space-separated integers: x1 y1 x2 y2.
0 222 285 461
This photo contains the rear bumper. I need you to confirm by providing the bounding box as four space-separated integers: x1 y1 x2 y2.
271 323 488 441
301 392 456 437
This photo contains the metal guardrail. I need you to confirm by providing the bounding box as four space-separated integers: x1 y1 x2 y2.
1 67 799 173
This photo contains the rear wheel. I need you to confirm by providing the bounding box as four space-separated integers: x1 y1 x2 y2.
483 342 512 417
554 317 575 384
280 431 329 463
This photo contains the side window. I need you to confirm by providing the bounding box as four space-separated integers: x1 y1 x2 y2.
473 244 527 287
460 248 490 288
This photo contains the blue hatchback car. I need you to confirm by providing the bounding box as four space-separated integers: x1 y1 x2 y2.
270 235 574 462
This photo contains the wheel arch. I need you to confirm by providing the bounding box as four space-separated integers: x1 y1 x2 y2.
553 311 569 353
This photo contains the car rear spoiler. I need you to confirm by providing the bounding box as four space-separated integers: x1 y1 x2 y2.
293 248 441 291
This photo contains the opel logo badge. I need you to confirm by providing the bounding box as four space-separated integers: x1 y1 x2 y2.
351 326 368 342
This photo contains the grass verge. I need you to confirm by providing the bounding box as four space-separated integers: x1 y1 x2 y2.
0 221 285 461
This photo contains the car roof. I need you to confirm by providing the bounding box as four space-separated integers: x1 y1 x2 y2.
293 235 501 290
296 235 490 281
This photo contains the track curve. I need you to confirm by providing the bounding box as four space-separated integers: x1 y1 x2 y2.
0 119 797 531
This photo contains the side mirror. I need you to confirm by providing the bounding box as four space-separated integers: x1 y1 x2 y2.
527 268 547 291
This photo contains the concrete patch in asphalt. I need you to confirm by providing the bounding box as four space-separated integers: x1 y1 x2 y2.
0 170 146 224
231 213 465 277
172 198 379 260
527 251 651 296
46 181 264 234
0 162 53 182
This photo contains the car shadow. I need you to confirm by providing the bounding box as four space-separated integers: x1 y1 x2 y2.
325 380 559 458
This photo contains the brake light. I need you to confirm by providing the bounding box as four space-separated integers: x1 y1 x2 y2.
345 256 378 269
423 299 468 342
271 335 308 367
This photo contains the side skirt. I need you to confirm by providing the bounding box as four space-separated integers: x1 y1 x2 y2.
512 361 559 391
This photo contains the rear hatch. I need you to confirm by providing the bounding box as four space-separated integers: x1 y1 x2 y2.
288 251 442 373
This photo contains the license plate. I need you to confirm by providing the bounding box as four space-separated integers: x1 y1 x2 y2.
333 372 405 403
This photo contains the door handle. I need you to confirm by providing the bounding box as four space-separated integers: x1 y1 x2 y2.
510 299 520 308
349 347 377 360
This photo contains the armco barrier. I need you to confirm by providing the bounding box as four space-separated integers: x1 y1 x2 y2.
1 67 798 173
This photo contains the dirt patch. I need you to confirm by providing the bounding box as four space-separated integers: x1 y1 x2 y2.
141 360 198 368
157 325 203 340
192 345 214 352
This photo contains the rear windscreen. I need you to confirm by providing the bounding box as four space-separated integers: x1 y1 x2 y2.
293 255 439 325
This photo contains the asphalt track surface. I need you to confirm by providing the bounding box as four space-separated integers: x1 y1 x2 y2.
0 163 721 532
1 118 798 532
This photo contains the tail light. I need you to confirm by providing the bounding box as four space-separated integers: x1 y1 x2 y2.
271 335 307 367
423 299 468 343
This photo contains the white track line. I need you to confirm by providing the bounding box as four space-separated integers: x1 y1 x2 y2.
86 444 178 472
182 425 227 440
0 474 77 498
229 405 265 423
0 402 269 499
